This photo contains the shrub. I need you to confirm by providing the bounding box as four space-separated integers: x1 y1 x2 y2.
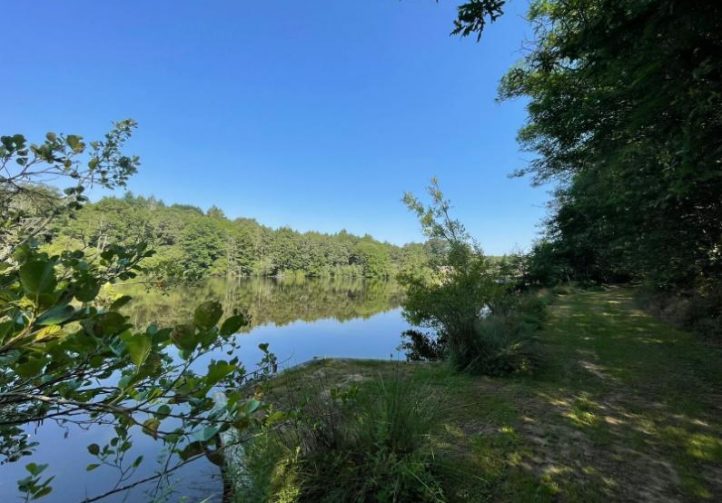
400 290 546 375
638 284 722 341
235 374 444 502
400 180 546 376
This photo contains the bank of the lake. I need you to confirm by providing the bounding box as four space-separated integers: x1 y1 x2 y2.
0 278 411 502
239 288 722 502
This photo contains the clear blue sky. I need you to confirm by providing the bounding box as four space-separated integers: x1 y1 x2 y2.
2 0 549 255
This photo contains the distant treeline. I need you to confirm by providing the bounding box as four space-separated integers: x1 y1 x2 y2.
47 194 431 279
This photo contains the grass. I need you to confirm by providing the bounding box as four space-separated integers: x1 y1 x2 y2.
243 287 722 501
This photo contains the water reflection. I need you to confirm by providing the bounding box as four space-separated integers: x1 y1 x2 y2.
116 276 404 329
3 278 409 502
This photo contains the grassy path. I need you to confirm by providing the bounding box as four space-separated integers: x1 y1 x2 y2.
417 287 722 501
269 288 722 501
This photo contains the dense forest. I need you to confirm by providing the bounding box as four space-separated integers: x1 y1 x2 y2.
47 194 430 280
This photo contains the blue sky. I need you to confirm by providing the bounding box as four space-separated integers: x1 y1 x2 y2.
2 0 549 255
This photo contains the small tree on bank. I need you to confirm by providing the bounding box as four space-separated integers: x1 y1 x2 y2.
400 179 543 375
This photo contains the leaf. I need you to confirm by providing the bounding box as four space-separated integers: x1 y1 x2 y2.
194 426 219 443
73 275 100 302
206 360 235 386
193 301 223 330
66 134 83 152
120 333 151 367
171 324 197 352
93 311 128 336
25 463 48 476
241 399 262 415
178 441 205 461
36 304 74 326
110 295 132 311
87 443 100 455
86 464 100 472
34 485 53 498
33 325 63 343
16 357 46 378
219 314 246 336
142 418 160 440
156 405 171 418
265 411 287 426
19 260 57 298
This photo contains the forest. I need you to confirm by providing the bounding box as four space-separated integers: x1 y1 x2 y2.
1 0 721 502
47 194 429 280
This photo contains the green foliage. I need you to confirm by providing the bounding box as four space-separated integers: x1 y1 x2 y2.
493 0 722 293
400 180 543 375
638 285 722 341
451 0 505 40
0 124 273 500
0 120 139 263
236 375 444 503
46 195 420 281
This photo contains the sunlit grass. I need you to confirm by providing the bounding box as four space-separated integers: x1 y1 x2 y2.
254 287 722 501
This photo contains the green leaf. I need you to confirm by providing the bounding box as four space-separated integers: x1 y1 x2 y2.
193 301 223 330
66 134 83 152
87 443 100 455
120 333 151 367
17 357 46 378
142 418 160 439
206 360 235 386
241 399 262 415
156 405 171 418
110 295 132 311
93 311 128 336
220 314 246 336
19 260 57 298
36 304 74 326
73 275 100 302
171 324 198 352
178 441 205 461
194 426 219 442
86 464 100 472
25 463 48 476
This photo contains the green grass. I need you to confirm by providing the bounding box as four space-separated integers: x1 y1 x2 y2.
251 287 722 501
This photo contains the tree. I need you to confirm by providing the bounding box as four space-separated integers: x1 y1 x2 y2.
400 180 509 371
0 123 273 500
496 0 722 291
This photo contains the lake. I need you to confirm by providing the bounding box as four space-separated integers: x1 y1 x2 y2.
1 277 413 502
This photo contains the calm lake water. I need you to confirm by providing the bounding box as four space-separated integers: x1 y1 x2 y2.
1 278 412 502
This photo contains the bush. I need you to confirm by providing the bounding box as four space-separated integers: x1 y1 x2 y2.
235 374 444 502
401 291 547 376
400 180 546 376
638 284 722 341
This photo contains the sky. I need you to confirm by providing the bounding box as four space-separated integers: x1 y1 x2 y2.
2 0 550 255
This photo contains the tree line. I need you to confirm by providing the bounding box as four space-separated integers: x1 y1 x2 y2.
47 193 431 281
